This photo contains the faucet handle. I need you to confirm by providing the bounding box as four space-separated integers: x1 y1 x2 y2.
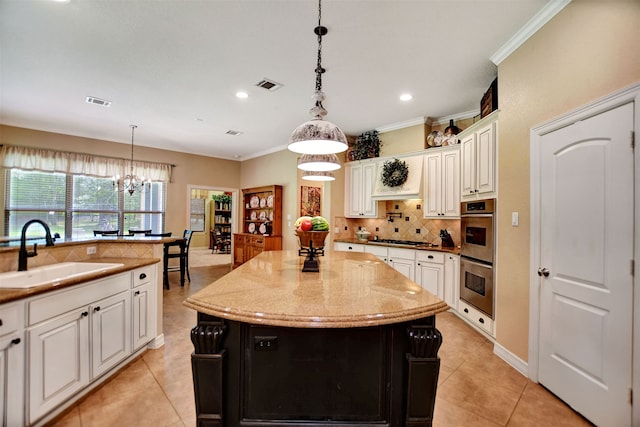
29 243 38 257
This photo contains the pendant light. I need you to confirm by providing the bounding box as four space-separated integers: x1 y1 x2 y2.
288 0 347 160
113 125 151 195
302 170 336 181
297 153 340 172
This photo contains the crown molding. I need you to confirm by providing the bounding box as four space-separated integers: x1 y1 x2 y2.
431 110 480 126
376 117 427 133
491 0 571 65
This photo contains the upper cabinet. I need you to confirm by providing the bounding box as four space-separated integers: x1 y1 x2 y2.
423 146 460 218
460 111 498 200
345 160 380 218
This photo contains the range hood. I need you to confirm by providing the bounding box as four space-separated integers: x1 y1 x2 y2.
372 155 423 200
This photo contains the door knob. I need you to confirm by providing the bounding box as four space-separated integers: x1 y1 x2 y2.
537 267 550 277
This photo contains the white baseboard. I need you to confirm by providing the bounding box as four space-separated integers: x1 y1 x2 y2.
493 341 529 378
148 333 165 349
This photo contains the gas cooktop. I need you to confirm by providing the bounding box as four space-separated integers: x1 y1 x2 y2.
369 239 438 247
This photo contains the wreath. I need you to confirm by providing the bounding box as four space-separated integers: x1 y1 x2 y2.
381 158 409 187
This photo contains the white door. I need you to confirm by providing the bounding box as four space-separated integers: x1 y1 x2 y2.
538 102 634 426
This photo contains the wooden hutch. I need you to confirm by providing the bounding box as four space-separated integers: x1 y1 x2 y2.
233 185 282 268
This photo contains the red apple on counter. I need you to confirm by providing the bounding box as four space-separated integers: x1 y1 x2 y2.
300 219 313 231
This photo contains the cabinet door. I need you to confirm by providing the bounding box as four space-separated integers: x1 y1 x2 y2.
475 121 495 195
415 262 444 297
333 242 365 252
444 255 460 310
361 162 378 217
364 245 388 262
0 332 25 427
460 132 476 197
91 291 131 379
423 152 442 218
233 235 245 267
388 258 414 281
132 282 154 351
441 148 460 217
29 307 90 423
345 164 363 217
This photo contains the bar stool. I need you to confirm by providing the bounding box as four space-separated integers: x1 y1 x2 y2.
93 230 119 236
129 229 152 235
163 230 194 289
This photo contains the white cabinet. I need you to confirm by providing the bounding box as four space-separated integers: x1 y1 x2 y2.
0 302 25 427
27 273 131 423
364 244 388 262
415 251 444 297
132 265 156 351
423 147 460 218
458 299 493 336
345 160 379 217
333 242 365 252
444 254 460 310
460 112 497 200
387 247 415 281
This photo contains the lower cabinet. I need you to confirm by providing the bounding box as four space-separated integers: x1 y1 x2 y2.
333 242 365 252
233 233 283 268
387 248 415 281
457 298 494 336
0 301 25 427
444 254 460 310
24 264 157 425
415 251 444 298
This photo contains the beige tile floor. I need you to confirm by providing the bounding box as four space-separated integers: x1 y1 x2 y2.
51 264 592 427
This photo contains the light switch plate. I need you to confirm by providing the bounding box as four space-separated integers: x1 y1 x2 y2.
511 212 519 226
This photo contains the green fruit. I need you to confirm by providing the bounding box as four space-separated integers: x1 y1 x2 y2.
311 216 329 231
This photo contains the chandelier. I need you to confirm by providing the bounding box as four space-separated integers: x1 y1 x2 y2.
113 125 151 195
288 0 347 167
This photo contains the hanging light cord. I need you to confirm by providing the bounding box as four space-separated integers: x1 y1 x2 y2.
129 124 137 174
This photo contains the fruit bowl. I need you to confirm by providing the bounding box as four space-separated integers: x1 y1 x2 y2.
295 230 329 249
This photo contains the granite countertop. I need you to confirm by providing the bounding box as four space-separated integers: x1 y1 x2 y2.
0 235 176 253
183 250 448 328
0 257 160 304
334 238 460 255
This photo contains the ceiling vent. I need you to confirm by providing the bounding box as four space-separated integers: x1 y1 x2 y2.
226 130 243 136
85 96 112 107
255 78 283 91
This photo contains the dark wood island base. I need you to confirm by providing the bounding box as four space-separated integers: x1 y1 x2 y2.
190 313 442 427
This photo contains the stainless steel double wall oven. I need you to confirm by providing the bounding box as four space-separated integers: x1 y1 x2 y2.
460 199 495 318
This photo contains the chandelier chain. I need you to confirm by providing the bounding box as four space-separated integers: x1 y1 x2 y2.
315 0 324 95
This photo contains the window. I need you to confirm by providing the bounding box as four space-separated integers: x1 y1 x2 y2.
4 169 166 238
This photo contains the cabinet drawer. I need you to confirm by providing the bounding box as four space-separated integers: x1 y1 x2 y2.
415 251 445 264
0 302 23 337
388 247 415 260
28 273 129 326
334 242 365 252
132 265 154 288
458 299 493 336
251 236 265 247
364 245 388 257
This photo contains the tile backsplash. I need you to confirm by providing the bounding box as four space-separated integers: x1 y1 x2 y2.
334 200 460 247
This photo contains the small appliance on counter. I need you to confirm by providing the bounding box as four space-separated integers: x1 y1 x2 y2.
439 229 455 248
355 227 371 242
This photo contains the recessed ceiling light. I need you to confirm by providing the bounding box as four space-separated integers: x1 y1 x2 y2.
236 91 248 99
400 94 413 102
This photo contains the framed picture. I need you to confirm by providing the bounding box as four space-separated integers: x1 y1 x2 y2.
300 186 321 217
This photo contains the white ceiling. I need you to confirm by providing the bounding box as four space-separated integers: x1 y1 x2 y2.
0 0 551 161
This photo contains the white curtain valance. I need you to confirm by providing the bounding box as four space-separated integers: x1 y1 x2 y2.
0 145 172 182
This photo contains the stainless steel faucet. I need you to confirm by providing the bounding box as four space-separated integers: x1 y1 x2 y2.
18 219 55 271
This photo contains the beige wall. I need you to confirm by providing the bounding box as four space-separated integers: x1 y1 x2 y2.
379 124 425 156
0 125 242 237
496 0 640 360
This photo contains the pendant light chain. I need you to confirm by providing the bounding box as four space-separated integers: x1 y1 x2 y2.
315 0 324 94
129 124 137 174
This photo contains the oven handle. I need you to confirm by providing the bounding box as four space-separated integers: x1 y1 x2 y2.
460 257 493 269
460 213 494 218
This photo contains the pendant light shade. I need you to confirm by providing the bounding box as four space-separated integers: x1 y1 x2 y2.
289 0 347 166
302 170 336 181
297 153 340 172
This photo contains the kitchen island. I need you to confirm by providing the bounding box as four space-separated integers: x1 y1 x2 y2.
184 250 448 427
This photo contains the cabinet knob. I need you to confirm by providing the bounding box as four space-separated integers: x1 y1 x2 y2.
139 273 147 280
464 308 469 314
479 317 485 324
417 262 421 266
11 337 20 346
93 306 101 312
428 255 434 259
0 319 2 327
134 290 141 296
81 311 89 317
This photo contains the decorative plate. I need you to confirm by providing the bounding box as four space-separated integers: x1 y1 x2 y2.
250 211 257 220
248 223 256 233
269 211 274 221
259 211 267 220
267 195 274 207
259 223 267 234
260 197 267 208
250 196 259 208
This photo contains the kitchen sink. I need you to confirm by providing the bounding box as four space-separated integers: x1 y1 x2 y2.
0 262 124 289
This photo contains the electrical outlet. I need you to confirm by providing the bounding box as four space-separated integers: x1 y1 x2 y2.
86 246 97 255
254 336 278 351
334 227 339 234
